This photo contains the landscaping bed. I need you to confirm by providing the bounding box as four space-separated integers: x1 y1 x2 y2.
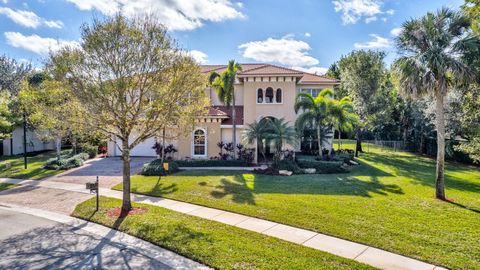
0 150 66 180
72 196 372 270
176 159 250 167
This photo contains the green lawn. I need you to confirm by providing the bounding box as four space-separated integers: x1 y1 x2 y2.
73 197 373 270
115 142 480 269
0 151 64 180
0 183 17 191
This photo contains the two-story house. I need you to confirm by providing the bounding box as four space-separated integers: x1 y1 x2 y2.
107 63 339 162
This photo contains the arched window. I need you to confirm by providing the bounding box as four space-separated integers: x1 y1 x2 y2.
193 129 206 156
257 88 263 103
276 88 282 103
265 87 274 103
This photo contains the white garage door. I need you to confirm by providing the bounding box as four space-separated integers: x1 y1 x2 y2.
130 137 157 157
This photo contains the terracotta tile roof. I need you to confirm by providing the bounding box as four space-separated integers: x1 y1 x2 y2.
201 63 339 84
212 106 243 125
207 107 229 117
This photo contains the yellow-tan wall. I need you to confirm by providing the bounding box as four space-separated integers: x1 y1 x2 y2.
177 120 222 159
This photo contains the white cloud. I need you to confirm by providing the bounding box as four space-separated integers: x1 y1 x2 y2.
1 0 8 3
390 27 402 36
365 16 377 23
0 7 63 28
65 0 244 31
354 34 391 49
5 32 80 55
188 50 208 64
236 2 244 8
304 32 311 37
332 0 394 24
292 66 328 75
239 36 319 67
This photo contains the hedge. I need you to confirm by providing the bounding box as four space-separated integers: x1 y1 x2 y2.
44 152 89 170
296 160 347 174
141 160 179 176
176 159 249 167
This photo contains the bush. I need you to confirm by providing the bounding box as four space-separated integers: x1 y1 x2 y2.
176 159 249 167
44 153 86 170
80 144 98 158
76 152 90 161
296 160 347 174
141 160 179 176
274 159 302 174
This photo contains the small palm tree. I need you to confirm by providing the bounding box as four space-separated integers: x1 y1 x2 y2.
242 120 269 163
265 118 297 162
394 8 480 200
294 88 334 159
329 96 358 150
209 60 242 158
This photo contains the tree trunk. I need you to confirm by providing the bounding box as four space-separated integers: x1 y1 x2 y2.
121 139 132 212
355 128 362 157
160 128 166 165
232 92 237 159
338 130 341 151
55 137 62 160
317 126 322 159
435 90 446 200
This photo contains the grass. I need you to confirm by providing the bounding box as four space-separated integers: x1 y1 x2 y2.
0 151 65 180
72 196 373 270
114 141 480 269
0 183 16 191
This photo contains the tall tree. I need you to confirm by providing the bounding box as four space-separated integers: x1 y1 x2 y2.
208 60 242 158
242 120 269 163
337 50 386 157
328 96 358 150
265 118 297 163
394 8 480 200
49 15 209 212
295 88 335 159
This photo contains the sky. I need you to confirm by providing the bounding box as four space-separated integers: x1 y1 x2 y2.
0 0 465 74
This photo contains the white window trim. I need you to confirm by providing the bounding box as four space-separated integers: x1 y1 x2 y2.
192 128 207 158
256 87 283 105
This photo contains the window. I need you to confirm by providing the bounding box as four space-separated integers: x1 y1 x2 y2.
257 88 263 103
265 87 274 103
276 88 282 103
301 88 321 97
193 129 206 156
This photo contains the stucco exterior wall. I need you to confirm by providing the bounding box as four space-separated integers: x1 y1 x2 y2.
177 120 222 159
207 84 244 106
2 127 55 156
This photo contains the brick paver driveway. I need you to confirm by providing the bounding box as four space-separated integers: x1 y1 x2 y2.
46 157 154 188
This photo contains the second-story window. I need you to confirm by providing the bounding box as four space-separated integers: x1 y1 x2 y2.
276 88 282 103
265 87 274 103
257 88 263 103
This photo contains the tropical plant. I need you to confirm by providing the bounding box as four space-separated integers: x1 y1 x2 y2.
294 88 335 159
242 120 269 163
394 7 480 200
264 118 297 164
328 96 358 150
208 60 242 158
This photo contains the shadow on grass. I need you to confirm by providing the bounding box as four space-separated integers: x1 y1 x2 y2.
360 152 480 193
131 177 178 196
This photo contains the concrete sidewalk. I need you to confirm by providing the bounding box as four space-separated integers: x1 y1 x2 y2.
0 177 447 270
0 203 210 270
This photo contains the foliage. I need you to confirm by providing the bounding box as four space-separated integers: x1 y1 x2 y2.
242 120 270 162
176 159 249 167
264 118 297 163
295 159 347 174
152 142 178 159
393 7 480 199
0 150 66 179
44 152 89 170
462 0 480 34
141 160 179 176
48 15 209 211
79 144 98 159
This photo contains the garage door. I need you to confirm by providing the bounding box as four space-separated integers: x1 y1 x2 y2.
130 137 157 157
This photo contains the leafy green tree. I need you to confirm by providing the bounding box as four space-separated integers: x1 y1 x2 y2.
463 0 480 34
295 88 334 159
242 120 269 163
337 50 386 156
394 8 480 200
328 96 358 150
49 15 209 212
208 60 242 158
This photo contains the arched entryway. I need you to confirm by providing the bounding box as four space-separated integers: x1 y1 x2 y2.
257 116 277 163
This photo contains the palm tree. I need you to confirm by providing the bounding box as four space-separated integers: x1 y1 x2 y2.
294 88 334 159
209 60 242 159
242 120 269 163
264 118 297 163
394 8 480 200
329 96 358 151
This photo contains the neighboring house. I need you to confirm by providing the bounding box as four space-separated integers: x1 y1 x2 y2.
107 63 339 162
2 126 55 156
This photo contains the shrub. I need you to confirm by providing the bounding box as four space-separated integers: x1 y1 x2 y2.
44 153 86 170
141 160 179 176
77 152 90 161
176 159 248 167
80 144 98 158
274 159 301 173
296 160 347 174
